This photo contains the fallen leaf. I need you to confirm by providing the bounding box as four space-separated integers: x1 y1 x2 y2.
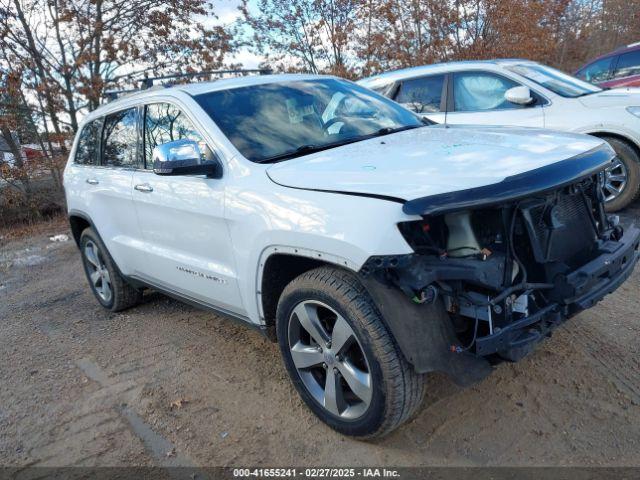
170 398 189 409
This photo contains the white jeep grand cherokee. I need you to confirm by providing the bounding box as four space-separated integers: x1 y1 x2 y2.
64 74 639 438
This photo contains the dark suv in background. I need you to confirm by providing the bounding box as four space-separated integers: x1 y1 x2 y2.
576 42 640 88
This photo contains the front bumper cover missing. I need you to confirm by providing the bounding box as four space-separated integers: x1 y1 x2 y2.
359 224 639 385
475 224 640 357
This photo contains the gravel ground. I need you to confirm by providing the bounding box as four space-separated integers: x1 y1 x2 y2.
0 202 639 468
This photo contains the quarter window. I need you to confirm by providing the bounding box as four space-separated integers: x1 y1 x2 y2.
144 103 212 169
614 50 640 79
453 72 522 112
395 75 445 113
102 108 139 167
74 119 101 165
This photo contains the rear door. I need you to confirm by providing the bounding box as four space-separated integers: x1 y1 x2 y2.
391 74 447 124
445 70 545 127
64 118 102 203
80 108 145 274
131 101 244 315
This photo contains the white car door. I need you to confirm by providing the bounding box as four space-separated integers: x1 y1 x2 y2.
444 70 545 127
392 73 447 124
72 109 147 275
131 102 244 316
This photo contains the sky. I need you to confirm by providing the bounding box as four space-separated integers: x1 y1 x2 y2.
209 0 264 68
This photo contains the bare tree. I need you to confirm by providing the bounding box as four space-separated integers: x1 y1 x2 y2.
0 0 237 226
241 0 359 75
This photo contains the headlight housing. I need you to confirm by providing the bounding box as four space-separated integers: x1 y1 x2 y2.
627 106 640 118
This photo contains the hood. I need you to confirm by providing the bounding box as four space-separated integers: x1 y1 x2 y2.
266 125 610 204
578 87 640 108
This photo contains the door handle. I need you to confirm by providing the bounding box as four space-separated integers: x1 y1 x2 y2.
86 178 99 185
134 183 154 193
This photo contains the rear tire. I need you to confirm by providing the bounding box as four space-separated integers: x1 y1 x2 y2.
276 266 426 438
79 227 142 312
601 136 640 212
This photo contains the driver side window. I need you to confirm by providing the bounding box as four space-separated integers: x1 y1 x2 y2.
144 103 214 169
453 72 523 112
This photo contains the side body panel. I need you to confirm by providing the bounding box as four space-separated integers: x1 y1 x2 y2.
543 96 640 149
444 104 544 127
223 155 417 324
65 165 145 276
131 169 244 315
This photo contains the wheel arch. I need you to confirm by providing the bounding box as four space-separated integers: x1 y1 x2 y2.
257 246 359 329
68 210 124 274
70 210 141 296
586 131 640 158
68 210 94 248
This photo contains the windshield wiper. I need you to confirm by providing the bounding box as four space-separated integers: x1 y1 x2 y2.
256 140 361 163
292 144 322 155
374 124 423 136
256 124 425 163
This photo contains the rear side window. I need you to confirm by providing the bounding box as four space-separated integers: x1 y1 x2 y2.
143 103 211 168
577 57 613 83
395 75 445 113
614 50 640 79
74 120 101 165
102 108 139 168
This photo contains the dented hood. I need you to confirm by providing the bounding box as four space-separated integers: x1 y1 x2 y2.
266 125 611 206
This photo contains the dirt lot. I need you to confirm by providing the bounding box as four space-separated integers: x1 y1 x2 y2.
1 203 639 469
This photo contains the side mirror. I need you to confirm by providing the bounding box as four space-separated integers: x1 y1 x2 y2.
152 139 222 178
504 86 534 105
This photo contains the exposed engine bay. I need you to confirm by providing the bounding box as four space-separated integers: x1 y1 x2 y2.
360 169 640 377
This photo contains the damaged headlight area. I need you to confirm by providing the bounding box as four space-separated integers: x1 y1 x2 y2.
360 171 640 368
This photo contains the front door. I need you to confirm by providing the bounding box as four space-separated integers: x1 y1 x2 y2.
131 102 244 315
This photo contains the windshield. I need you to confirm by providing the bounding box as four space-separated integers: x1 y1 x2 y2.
194 78 423 162
506 63 602 98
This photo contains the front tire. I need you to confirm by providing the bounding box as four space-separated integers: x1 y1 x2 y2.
79 227 142 312
601 136 640 212
276 267 426 438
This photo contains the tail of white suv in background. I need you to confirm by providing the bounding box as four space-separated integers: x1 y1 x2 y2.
64 74 640 438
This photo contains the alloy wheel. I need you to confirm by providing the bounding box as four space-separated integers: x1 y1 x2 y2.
83 240 112 303
603 157 628 202
287 300 372 420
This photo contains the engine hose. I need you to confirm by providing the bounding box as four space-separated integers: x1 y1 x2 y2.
460 282 555 308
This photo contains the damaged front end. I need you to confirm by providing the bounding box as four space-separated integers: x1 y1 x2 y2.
359 148 640 386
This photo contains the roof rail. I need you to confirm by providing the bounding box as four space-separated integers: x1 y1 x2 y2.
102 68 272 102
140 68 272 88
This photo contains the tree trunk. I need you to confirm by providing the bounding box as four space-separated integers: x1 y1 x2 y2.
12 0 68 153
